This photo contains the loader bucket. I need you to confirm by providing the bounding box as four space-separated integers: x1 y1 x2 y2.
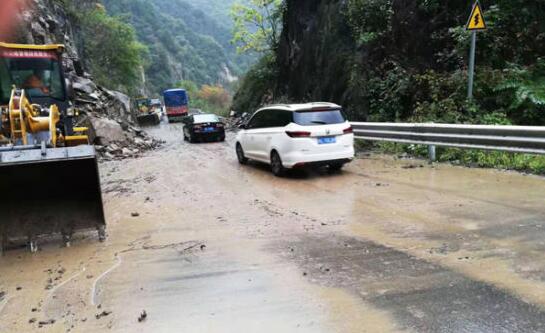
137 114 160 127
0 146 105 249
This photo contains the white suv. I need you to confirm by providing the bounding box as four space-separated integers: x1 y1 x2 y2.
235 102 355 176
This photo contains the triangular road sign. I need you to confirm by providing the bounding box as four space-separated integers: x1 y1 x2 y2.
466 1 487 31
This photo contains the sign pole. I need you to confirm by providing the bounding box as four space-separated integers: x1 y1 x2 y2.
465 0 486 101
467 31 477 100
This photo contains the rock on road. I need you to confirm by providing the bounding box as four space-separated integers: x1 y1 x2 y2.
1 121 545 332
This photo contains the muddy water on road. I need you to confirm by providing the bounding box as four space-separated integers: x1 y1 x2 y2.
1 122 545 332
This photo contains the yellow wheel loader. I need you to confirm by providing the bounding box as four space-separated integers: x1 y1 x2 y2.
135 97 161 127
0 42 106 253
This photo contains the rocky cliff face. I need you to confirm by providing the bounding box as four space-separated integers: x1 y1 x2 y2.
10 0 131 120
276 0 357 113
5 0 161 158
273 0 471 120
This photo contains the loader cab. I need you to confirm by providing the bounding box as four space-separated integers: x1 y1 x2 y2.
0 43 70 113
135 98 151 113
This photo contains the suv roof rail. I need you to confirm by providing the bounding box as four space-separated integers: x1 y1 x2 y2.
262 103 292 108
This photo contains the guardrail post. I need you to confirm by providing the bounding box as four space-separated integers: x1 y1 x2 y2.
428 145 437 162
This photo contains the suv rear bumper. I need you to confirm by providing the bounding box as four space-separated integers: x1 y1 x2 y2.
291 158 353 169
282 148 355 168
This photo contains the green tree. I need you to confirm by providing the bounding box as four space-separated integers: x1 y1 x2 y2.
230 0 283 53
79 7 146 95
494 60 545 125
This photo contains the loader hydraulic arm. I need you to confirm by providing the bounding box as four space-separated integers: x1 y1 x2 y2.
7 88 59 146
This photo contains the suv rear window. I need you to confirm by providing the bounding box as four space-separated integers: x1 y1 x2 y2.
293 109 346 126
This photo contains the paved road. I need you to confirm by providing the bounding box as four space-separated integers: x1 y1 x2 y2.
1 122 545 332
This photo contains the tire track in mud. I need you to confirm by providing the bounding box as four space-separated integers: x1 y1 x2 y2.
91 161 180 307
91 255 123 306
0 295 11 318
45 266 87 303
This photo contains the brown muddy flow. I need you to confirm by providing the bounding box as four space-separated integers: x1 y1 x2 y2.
1 121 545 332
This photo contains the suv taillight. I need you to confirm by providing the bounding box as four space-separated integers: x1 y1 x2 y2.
343 126 353 134
286 131 311 138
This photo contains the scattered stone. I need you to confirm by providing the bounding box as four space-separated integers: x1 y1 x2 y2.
303 272 308 276
138 310 147 323
31 308 38 312
200 244 206 251
16 286 22 291
89 116 126 146
131 212 140 217
110 143 120 151
402 164 424 169
38 319 55 326
29 318 37 324
0 291 5 300
86 275 94 279
95 310 112 319
72 76 97 95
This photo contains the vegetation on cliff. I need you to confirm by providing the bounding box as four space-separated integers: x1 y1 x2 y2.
232 0 545 173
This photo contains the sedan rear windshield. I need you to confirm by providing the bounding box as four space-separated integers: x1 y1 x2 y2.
194 114 219 123
293 109 346 126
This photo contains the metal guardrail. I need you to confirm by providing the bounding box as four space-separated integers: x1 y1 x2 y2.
351 122 545 156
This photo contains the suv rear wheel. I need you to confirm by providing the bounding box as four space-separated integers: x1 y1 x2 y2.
270 151 285 177
236 143 248 165
329 163 344 172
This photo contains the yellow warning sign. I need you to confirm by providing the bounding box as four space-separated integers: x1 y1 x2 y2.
466 1 487 31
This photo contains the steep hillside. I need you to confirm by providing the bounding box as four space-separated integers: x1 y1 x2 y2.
103 0 253 94
186 0 236 28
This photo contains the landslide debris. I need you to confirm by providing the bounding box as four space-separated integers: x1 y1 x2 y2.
8 0 163 161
